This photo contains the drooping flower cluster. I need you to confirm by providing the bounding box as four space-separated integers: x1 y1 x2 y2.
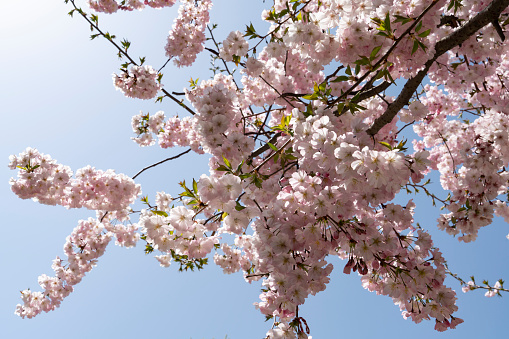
15 218 111 319
9 148 141 211
164 0 212 67
113 65 161 99
414 96 509 242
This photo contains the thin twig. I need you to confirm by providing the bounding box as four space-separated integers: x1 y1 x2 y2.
67 0 196 116
132 148 192 180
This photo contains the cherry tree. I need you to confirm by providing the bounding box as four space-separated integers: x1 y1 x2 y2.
8 0 509 337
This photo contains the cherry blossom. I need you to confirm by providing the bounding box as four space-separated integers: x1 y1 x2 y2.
10 0 509 337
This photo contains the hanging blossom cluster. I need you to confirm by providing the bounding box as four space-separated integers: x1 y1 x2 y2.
88 0 176 13
414 90 509 242
9 148 141 211
164 0 213 67
15 218 111 319
12 0 509 337
113 65 161 100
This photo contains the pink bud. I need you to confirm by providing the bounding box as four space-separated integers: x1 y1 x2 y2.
343 258 354 274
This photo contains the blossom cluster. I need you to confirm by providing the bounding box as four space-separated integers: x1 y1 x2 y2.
113 65 161 100
415 92 509 242
130 111 205 153
131 111 165 146
15 218 111 318
219 30 249 62
164 0 212 67
138 204 218 267
9 148 141 211
185 73 255 162
88 0 176 13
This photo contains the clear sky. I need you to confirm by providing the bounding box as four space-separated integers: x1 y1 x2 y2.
1 1 507 338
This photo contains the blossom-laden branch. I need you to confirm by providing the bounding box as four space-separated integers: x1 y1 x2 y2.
11 0 509 337
446 264 509 297
67 0 197 114
367 0 509 136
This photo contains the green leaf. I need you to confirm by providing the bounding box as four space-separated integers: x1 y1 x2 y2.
393 15 413 25
374 69 386 81
304 103 314 117
415 21 423 33
370 46 382 61
267 142 278 151
337 103 345 114
239 173 251 180
417 40 427 51
302 93 319 100
465 199 472 209
354 56 370 66
216 165 230 172
235 160 244 174
180 190 194 198
378 141 392 150
222 156 231 169
418 29 431 38
145 243 154 254
192 178 198 194
189 77 199 89
232 55 241 66
384 12 392 33
318 81 327 92
152 210 169 217
252 175 263 188
331 75 349 83
411 40 419 55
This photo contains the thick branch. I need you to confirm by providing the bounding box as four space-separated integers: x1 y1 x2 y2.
333 81 391 116
328 0 440 108
367 0 509 136
248 132 282 161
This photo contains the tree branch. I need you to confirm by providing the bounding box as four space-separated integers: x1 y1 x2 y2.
367 0 509 136
132 148 192 180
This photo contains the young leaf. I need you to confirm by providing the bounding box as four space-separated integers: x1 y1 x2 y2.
415 21 423 33
222 156 231 169
192 178 198 194
418 29 431 38
267 142 278 152
412 40 419 55
370 46 382 61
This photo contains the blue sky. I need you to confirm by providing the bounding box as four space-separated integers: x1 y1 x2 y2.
1 1 507 338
